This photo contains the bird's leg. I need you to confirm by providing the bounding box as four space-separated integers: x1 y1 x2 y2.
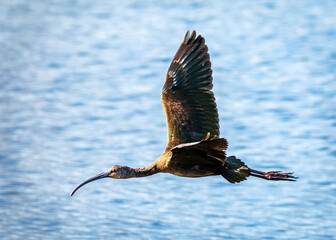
249 169 297 181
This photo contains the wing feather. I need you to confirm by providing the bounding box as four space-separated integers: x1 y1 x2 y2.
162 30 219 148
170 137 228 168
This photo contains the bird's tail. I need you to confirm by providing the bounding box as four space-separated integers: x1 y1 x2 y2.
222 156 297 183
221 156 249 183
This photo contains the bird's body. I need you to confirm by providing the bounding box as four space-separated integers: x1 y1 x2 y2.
70 31 296 196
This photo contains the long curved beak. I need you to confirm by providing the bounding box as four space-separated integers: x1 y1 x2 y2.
70 171 109 196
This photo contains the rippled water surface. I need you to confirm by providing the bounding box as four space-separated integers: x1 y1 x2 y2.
1 1 336 239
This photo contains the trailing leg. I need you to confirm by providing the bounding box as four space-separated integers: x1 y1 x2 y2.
249 169 297 181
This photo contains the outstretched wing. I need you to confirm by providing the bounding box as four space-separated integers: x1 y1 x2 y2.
161 30 219 149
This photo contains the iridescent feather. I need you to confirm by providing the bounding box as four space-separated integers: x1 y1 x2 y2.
161 31 219 149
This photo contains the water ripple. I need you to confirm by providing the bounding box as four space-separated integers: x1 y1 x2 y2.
1 0 336 239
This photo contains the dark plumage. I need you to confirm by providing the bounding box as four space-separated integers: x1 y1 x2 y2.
70 31 296 196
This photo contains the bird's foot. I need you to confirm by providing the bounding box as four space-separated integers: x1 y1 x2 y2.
250 169 297 181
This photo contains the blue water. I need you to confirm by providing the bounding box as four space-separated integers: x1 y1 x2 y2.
1 1 336 239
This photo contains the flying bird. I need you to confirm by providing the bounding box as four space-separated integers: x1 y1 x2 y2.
70 30 296 196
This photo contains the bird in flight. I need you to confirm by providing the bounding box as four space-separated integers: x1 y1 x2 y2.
70 30 296 196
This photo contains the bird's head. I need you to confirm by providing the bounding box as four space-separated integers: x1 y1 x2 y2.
70 165 132 196
108 165 134 179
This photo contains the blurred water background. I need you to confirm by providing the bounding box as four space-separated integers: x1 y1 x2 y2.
1 0 336 239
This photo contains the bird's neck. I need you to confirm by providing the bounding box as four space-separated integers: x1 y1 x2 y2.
130 163 159 178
